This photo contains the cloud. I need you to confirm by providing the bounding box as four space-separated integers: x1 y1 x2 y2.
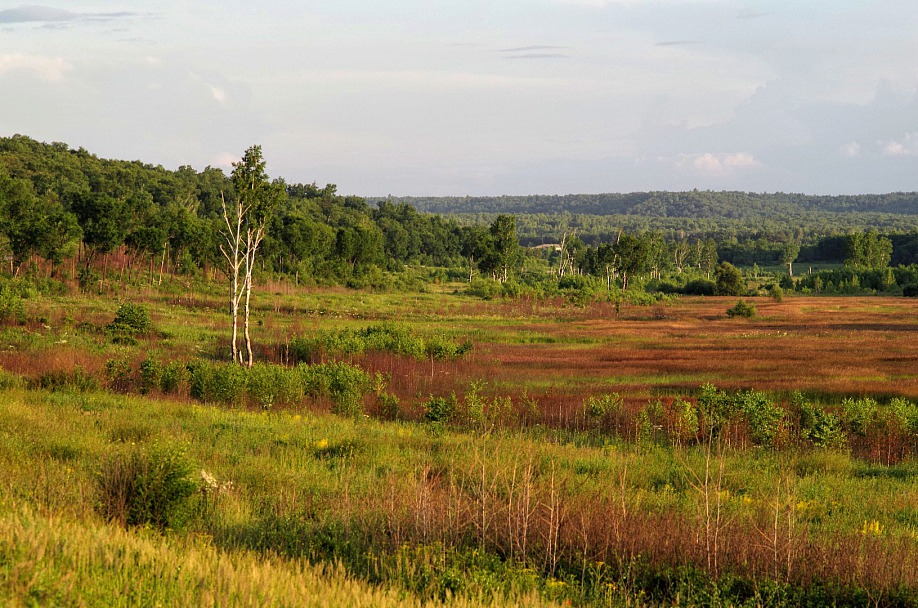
0 5 137 24
210 152 240 169
677 152 761 175
0 53 71 81
839 142 861 158
210 86 226 103
880 132 918 157
499 45 569 53
655 40 703 47
504 53 568 60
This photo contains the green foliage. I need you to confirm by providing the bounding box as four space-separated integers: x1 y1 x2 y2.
107 302 153 344
734 390 784 447
583 393 623 432
246 362 300 409
793 393 846 449
159 361 187 394
714 261 746 296
298 361 371 417
725 299 756 318
637 399 666 443
841 397 879 436
187 360 247 405
376 392 401 421
290 323 471 363
138 357 162 395
423 393 459 424
889 398 918 434
96 442 198 531
672 398 700 444
0 281 25 324
104 358 134 392
696 383 734 438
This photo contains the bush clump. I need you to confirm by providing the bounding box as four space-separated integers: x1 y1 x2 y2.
96 442 198 530
726 299 756 318
107 302 153 344
289 323 471 364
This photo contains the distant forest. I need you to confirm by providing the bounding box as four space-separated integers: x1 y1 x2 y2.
3 133 918 291
375 192 918 256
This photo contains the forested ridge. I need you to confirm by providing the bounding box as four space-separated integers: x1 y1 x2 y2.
382 191 918 219
4 133 918 289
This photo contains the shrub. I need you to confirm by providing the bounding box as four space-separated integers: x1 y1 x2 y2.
424 393 459 424
889 398 918 434
841 397 878 436
697 383 734 438
159 361 187 394
246 363 299 408
105 358 134 392
96 442 198 530
671 398 699 444
187 360 247 405
0 283 25 324
107 303 153 344
138 357 162 395
682 279 717 296
769 285 784 302
793 394 846 448
715 262 746 296
903 284 918 298
734 390 784 447
377 392 401 420
637 399 666 444
298 361 371 417
726 299 756 318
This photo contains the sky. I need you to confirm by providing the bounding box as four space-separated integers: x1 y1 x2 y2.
2 1 917 197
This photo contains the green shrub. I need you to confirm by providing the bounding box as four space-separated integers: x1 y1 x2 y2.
793 394 846 448
841 397 878 436
96 442 198 531
725 299 756 318
105 358 134 392
138 357 162 395
584 393 623 420
298 361 371 417
637 399 666 443
377 392 401 420
36 370 71 392
424 393 459 424
889 398 918 434
246 363 300 408
696 383 735 439
0 283 25 324
734 390 785 447
107 302 153 343
187 360 246 405
159 361 187 394
671 398 699 444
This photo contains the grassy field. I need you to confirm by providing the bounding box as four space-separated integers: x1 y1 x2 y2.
2 278 918 606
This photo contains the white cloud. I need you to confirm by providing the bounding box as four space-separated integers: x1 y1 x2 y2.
676 152 760 175
880 133 918 157
210 86 226 103
0 53 71 81
839 142 861 158
210 152 239 168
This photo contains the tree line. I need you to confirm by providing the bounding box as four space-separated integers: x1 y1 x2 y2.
2 134 918 297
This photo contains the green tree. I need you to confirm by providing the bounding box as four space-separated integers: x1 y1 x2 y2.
714 261 745 296
481 215 520 283
780 239 801 277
